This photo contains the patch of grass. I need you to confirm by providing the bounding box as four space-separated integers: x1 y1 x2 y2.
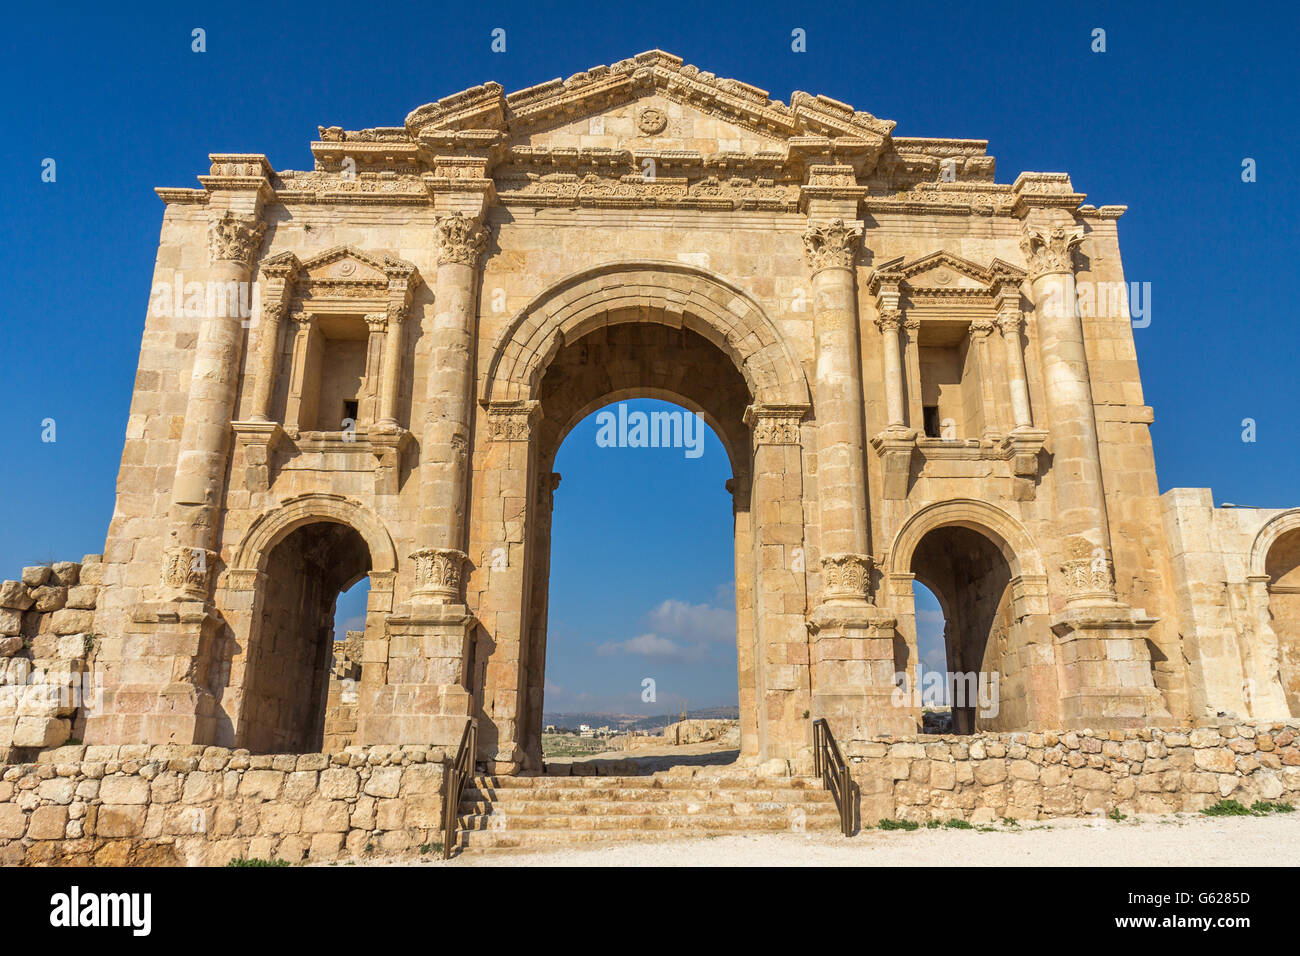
1000 817 1020 827
418 842 444 855
944 818 973 829
1252 801 1295 814
1108 807 1128 822
976 825 997 832
1200 799 1297 817
925 819 942 829
226 858 290 867
877 818 919 831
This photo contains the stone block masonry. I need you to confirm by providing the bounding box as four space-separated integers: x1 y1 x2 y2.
0 743 449 866
0 557 103 760
844 721 1300 824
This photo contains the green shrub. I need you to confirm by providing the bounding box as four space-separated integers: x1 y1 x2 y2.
878 818 919 831
225 858 291 867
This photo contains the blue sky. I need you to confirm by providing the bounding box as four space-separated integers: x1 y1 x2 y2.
3 1 1297 715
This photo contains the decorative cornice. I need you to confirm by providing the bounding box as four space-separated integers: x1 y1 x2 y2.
802 218 861 273
435 212 488 267
207 211 266 267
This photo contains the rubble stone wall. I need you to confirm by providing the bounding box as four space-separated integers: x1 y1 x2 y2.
0 743 449 866
0 558 103 759
846 721 1300 824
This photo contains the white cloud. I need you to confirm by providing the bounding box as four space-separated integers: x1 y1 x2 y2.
646 597 735 644
596 632 696 659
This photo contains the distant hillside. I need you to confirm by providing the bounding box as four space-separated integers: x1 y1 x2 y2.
543 706 739 733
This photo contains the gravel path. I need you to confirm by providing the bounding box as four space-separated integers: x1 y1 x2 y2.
379 812 1300 867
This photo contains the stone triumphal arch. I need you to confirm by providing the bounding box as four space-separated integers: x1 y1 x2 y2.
78 50 1300 771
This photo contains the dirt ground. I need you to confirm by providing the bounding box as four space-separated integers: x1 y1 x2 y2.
338 812 1300 867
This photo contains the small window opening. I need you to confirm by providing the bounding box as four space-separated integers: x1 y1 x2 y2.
342 399 359 430
923 405 942 439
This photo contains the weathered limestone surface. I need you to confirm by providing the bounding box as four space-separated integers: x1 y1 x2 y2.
0 744 448 866
0 50 1292 792
846 721 1300 824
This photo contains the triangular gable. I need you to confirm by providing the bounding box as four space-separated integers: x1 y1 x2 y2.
297 246 390 282
402 49 895 150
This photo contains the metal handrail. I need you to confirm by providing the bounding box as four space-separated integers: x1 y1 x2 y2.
812 718 855 837
442 717 478 859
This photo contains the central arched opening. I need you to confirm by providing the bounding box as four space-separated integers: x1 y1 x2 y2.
521 320 754 770
240 520 372 754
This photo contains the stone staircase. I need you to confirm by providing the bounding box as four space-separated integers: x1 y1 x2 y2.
455 764 842 850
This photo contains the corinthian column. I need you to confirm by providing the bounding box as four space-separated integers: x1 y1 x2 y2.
1020 219 1116 603
164 209 265 600
411 211 487 604
802 219 873 603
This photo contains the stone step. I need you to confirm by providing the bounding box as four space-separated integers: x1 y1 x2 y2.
467 774 823 791
458 799 843 817
457 822 836 848
461 786 836 804
458 811 836 832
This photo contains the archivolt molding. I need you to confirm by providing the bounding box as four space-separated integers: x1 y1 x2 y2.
231 493 397 575
1249 508 1300 579
886 498 1045 581
481 260 811 409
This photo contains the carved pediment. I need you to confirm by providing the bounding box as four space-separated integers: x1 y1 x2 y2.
873 251 1027 299
298 246 390 283
288 246 422 312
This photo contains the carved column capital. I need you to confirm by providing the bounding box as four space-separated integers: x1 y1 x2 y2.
821 553 873 603
1019 222 1084 281
161 546 217 600
743 403 808 446
969 317 995 338
802 218 862 273
874 308 903 334
364 312 388 332
485 400 541 442
410 547 467 602
997 309 1025 334
435 212 488 267
207 210 266 267
1059 540 1117 603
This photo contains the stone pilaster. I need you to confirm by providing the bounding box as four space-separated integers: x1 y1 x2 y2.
743 404 812 758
